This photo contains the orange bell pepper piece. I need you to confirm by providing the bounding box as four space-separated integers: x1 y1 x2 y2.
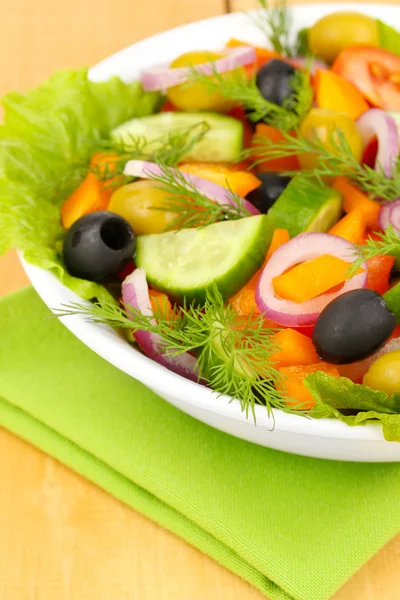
251 124 300 173
265 228 290 261
149 289 177 321
272 255 364 304
270 329 318 367
179 162 261 198
314 69 369 120
331 177 381 229
328 210 367 245
278 363 340 410
229 229 289 315
61 152 120 229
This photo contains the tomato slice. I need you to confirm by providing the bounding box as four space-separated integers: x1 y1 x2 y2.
332 46 400 111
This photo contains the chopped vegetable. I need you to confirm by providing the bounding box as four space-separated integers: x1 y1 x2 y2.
228 228 289 315
328 210 367 245
332 46 400 111
357 109 399 178
272 254 363 304
256 233 367 327
251 123 300 172
366 254 395 296
61 171 112 229
314 69 369 120
246 173 291 214
141 46 256 94
278 363 340 410
298 108 364 170
225 38 279 75
265 228 290 260
122 269 200 381
379 199 400 234
136 215 273 303
331 177 381 228
179 162 261 198
268 176 343 237
270 328 318 366
112 112 244 163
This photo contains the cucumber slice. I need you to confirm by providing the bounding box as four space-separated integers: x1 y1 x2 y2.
135 215 273 304
111 111 243 162
268 176 343 237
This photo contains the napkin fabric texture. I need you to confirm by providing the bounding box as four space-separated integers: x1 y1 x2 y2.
0 287 399 600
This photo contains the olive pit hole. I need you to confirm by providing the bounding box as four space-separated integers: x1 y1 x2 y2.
100 217 132 251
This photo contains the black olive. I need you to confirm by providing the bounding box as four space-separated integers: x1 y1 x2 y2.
256 59 297 107
312 289 396 365
247 172 291 214
63 211 136 282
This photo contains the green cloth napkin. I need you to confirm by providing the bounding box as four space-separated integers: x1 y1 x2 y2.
1 288 399 600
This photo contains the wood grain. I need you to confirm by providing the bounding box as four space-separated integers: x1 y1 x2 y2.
0 0 399 598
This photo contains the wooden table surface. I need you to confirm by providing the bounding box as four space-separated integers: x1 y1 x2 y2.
0 1 399 598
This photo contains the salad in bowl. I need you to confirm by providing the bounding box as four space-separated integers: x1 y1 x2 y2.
3 1 400 458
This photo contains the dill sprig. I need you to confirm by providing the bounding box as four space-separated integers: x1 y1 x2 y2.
249 128 400 201
143 162 251 229
250 0 295 57
187 65 312 131
348 227 400 275
89 121 210 190
53 285 308 420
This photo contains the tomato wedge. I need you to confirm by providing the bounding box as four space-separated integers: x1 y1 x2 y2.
332 46 400 110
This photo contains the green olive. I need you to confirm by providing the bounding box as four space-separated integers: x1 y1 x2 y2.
363 350 400 395
309 12 379 64
166 51 235 112
108 180 179 235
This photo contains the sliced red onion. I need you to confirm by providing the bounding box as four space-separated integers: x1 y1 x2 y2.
291 57 328 74
379 199 400 234
122 269 200 382
141 46 256 92
339 337 400 382
256 233 368 327
357 109 399 178
123 160 260 216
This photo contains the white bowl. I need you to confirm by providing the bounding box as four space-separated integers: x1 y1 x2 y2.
22 2 400 462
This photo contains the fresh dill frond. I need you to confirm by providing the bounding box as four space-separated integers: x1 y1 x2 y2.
249 128 400 201
187 66 312 131
89 121 211 190
53 285 307 420
250 0 295 57
348 227 400 276
143 162 251 229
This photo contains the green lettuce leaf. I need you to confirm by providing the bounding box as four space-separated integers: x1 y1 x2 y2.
377 20 400 56
0 68 161 302
305 372 400 442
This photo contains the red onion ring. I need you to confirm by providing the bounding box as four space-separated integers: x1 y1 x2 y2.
255 233 368 327
379 199 400 233
141 46 257 92
357 109 399 178
122 268 200 382
123 160 260 216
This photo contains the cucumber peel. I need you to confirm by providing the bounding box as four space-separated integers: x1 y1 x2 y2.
268 176 343 237
111 111 244 162
135 215 273 304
